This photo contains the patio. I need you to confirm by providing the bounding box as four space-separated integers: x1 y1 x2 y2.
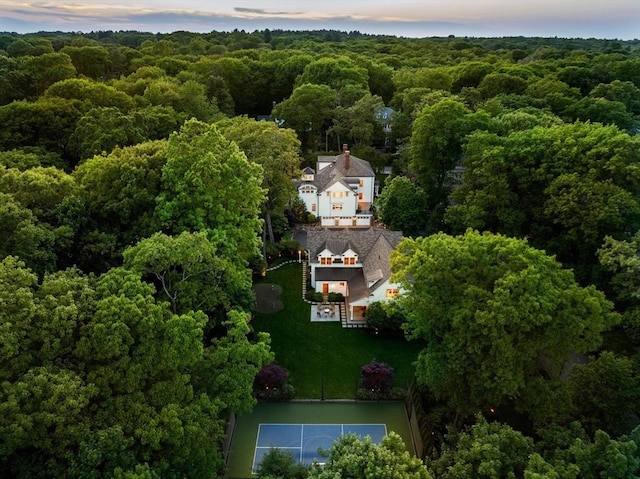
311 303 340 322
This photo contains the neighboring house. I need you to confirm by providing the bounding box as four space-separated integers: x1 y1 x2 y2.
305 228 403 323
297 145 376 227
375 106 394 136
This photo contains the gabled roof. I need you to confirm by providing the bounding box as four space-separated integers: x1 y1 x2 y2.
302 166 315 174
307 228 403 300
321 239 356 256
310 153 374 193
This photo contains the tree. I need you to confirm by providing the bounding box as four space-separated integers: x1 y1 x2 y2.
215 116 301 248
568 97 634 130
0 165 75 222
364 301 405 333
44 78 135 111
296 56 369 92
446 122 640 279
60 45 111 79
567 352 640 437
308 432 432 479
391 231 617 416
409 97 488 218
0 262 272 478
155 119 265 263
257 448 308 479
272 83 338 152
429 416 535 478
0 97 84 163
329 93 385 150
141 78 222 122
589 80 640 116
376 176 427 236
0 194 56 276
598 233 640 343
73 140 167 270
535 423 640 479
16 52 76 99
123 231 253 316
69 107 147 160
478 72 529 99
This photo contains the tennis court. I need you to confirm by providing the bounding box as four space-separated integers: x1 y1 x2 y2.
252 423 387 472
225 401 414 478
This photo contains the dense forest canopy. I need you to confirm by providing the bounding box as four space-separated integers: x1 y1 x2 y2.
1 29 639 477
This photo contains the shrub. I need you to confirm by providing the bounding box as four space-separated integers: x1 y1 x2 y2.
305 290 323 302
356 387 406 401
254 363 296 400
327 292 344 302
360 360 394 393
365 301 405 333
255 363 289 390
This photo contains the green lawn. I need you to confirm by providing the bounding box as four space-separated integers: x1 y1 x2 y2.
252 262 425 398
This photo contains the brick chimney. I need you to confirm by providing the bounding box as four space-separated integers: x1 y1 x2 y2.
342 143 351 170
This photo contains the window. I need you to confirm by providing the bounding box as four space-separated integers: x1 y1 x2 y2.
344 257 355 265
358 192 363 200
359 179 364 187
321 257 333 265
332 191 344 198
311 203 316 212
386 288 399 298
332 204 343 211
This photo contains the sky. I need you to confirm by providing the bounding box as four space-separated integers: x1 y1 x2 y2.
1 1 638 40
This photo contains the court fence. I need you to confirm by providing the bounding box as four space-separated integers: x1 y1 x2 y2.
405 379 434 459
222 412 237 470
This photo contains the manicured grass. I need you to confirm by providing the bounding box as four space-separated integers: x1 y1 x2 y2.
252 262 425 399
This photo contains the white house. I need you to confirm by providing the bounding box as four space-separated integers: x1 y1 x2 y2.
305 228 403 324
297 145 376 227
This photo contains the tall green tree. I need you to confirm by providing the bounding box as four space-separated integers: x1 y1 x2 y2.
308 432 432 479
0 261 271 478
16 52 76 99
329 93 385 150
567 352 640 438
598 233 640 344
296 56 369 92
409 97 488 217
391 230 617 416
123 231 253 316
73 140 167 271
375 175 427 236
429 416 535 478
447 122 640 280
155 119 265 263
272 83 338 152
215 116 301 247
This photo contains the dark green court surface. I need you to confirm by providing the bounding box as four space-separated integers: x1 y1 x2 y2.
225 401 414 478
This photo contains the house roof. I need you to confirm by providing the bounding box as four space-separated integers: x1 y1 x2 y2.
315 267 368 301
308 228 403 299
321 239 356 256
309 153 374 193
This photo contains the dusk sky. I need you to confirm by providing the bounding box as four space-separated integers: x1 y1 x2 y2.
1 1 638 39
